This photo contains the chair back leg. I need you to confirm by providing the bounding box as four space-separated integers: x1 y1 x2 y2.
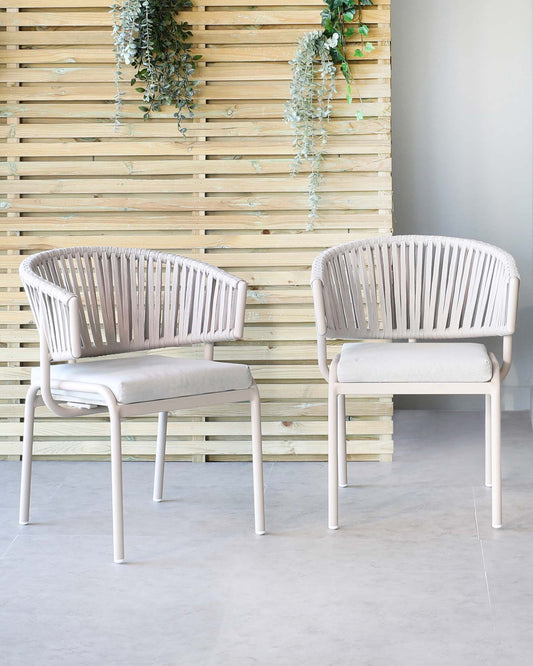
485 395 492 487
109 408 125 563
250 385 265 535
491 377 502 528
153 411 168 502
19 385 39 525
337 395 347 487
328 382 339 530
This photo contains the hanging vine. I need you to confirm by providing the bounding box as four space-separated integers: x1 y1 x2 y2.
284 0 375 225
111 0 200 135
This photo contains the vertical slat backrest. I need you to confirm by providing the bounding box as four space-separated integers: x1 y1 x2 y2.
311 236 519 340
20 247 247 361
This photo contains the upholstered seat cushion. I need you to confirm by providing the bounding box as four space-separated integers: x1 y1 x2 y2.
31 355 253 405
337 342 493 383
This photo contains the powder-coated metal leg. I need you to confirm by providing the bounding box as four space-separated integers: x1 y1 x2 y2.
491 381 502 529
109 409 125 563
19 385 39 525
328 383 339 529
485 395 492 487
337 394 347 487
250 387 265 535
153 411 168 502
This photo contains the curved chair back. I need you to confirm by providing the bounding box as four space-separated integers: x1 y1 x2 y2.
312 235 519 341
20 247 247 362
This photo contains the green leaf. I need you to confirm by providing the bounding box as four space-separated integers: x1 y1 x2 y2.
346 83 352 104
365 41 375 52
355 109 364 120
135 88 145 93
358 24 369 36
344 27 355 38
354 48 364 58
343 12 354 21
192 54 202 60
138 106 149 112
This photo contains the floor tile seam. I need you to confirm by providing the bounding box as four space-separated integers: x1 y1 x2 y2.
264 461 275 486
204 553 243 666
0 534 20 559
472 486 494 619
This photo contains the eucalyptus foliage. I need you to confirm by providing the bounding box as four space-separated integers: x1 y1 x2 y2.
284 31 337 225
111 0 199 134
285 0 374 222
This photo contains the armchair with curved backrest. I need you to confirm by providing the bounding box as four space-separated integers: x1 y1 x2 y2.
19 247 265 562
311 235 519 531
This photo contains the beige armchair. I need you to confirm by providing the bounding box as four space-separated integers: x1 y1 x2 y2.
19 247 265 562
311 235 519 531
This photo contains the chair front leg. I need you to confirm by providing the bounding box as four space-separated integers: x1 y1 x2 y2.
337 394 347 487
491 376 502 529
153 411 168 502
19 385 39 525
485 395 492 487
328 381 339 530
250 384 265 535
109 407 125 563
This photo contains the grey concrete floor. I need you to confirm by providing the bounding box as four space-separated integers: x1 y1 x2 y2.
1 410 533 665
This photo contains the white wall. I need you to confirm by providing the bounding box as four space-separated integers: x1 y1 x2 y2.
391 0 533 410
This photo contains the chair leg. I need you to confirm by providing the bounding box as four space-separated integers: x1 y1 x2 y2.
153 411 168 502
328 383 339 529
19 385 39 525
337 394 348 487
109 408 125 563
485 395 492 487
250 386 265 535
491 382 502 529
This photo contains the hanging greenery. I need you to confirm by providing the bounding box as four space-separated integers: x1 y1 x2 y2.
111 0 200 135
284 0 374 224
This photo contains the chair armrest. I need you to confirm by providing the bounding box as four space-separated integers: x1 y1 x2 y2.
20 257 81 361
171 256 247 346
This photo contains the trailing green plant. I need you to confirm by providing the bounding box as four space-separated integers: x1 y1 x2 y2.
321 0 375 109
284 31 337 226
284 0 374 224
111 0 200 135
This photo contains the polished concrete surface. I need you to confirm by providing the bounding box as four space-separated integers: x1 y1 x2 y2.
1 410 533 665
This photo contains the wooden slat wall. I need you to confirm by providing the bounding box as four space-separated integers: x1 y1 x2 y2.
0 1 392 461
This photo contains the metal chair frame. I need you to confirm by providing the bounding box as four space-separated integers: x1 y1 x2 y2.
19 247 265 562
311 235 520 531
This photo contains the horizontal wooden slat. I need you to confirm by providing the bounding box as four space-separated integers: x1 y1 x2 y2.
0 440 393 459
1 175 391 194
0 26 390 46
0 118 391 139
0 212 392 231
3 0 389 7
0 63 391 84
0 101 391 119
0 137 391 158
0 81 390 103
1 9 389 27
0 156 392 177
1 45 391 65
